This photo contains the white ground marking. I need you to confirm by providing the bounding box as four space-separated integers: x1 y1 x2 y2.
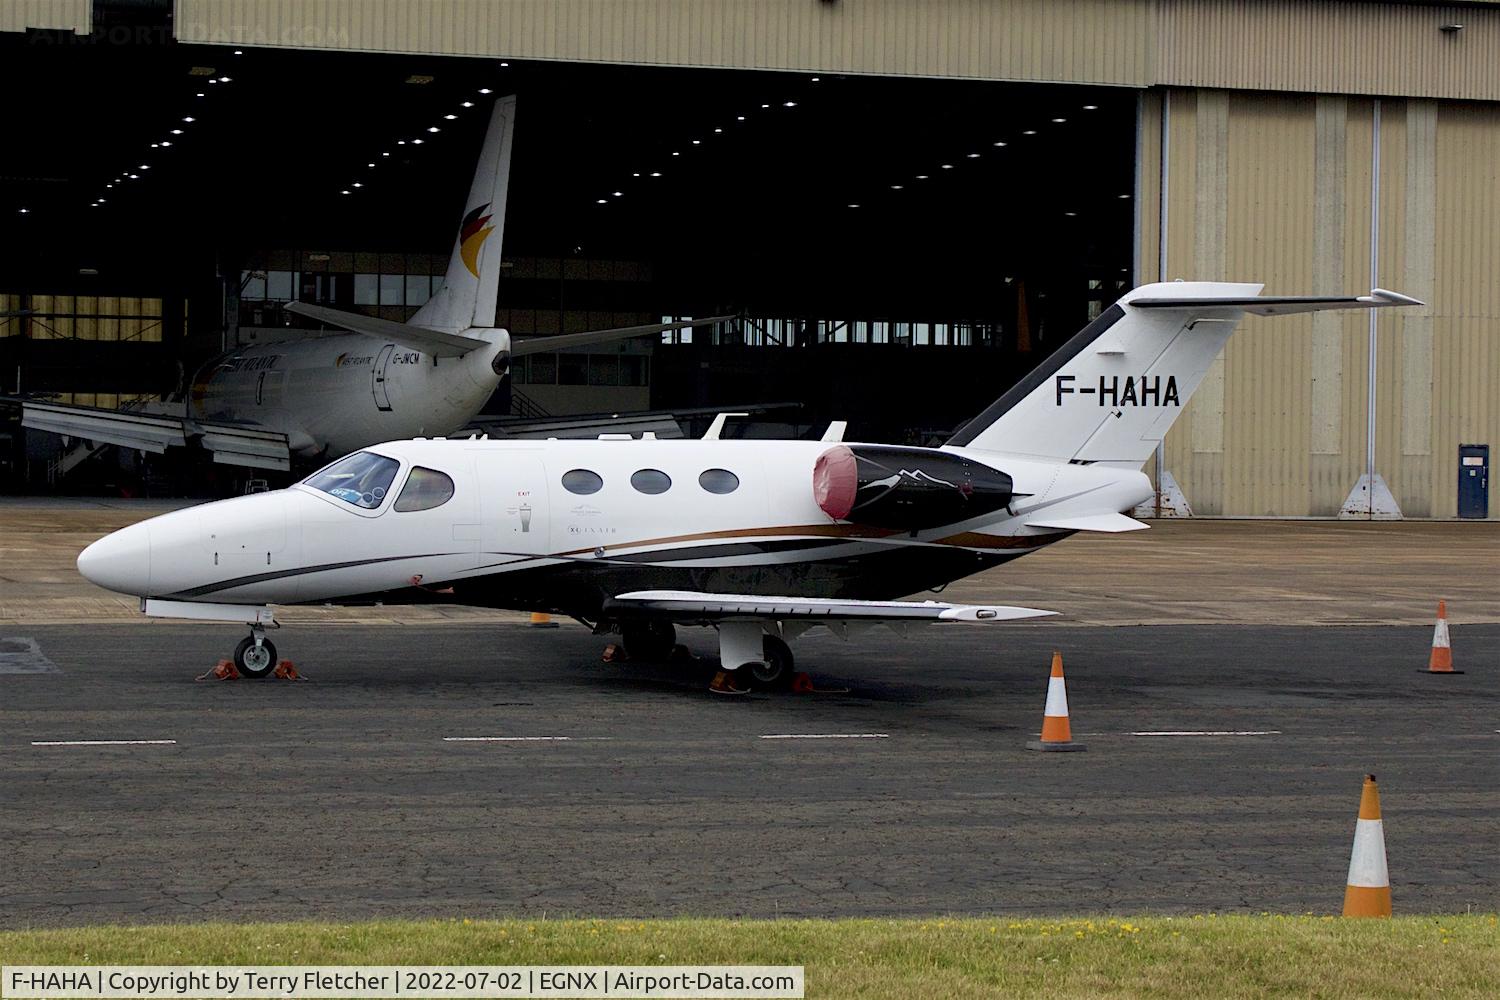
1129 731 1281 737
442 736 612 742
759 734 890 740
31 740 177 746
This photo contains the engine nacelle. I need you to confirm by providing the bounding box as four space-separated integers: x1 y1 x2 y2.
813 445 1014 531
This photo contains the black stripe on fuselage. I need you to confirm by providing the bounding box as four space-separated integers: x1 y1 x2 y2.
946 303 1126 447
159 553 466 600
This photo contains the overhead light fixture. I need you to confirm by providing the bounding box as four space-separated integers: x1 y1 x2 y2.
182 116 195 122
461 101 474 108
737 115 746 121
129 173 138 179
1052 117 1066 123
1083 104 1098 110
195 92 204 97
170 129 183 135
382 151 391 156
219 76 231 83
151 143 159 148
367 162 374 167
478 87 492 94
500 61 509 67
411 138 424 144
444 114 457 120
96 198 105 203
914 174 928 180
105 183 113 188
139 164 150 169
847 203 860 208
671 151 680 156
783 101 797 107
612 191 623 197
596 198 607 204
966 152 980 158
18 207 29 214
940 164 953 169
692 139 701 144
341 189 351 195
714 127 722 133
1119 193 1131 199
811 76 820 82
352 182 363 188
233 49 243 55
890 184 903 190
761 103 770 109
993 141 1007 147
632 172 641 177
1022 129 1037 135
1064 211 1077 217
649 172 662 177
208 78 217 84
160 141 171 147
428 126 440 133
397 140 406 145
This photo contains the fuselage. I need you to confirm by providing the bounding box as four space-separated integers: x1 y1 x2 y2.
77 437 1153 618
170 331 508 460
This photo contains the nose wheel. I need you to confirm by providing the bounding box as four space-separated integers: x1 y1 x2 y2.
233 630 278 679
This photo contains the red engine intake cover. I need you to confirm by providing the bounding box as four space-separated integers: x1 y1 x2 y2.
813 445 858 520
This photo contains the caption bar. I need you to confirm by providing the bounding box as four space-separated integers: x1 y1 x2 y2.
2 966 804 999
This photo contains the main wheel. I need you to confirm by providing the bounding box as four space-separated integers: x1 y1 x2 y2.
621 621 676 662
233 635 278 679
747 635 795 690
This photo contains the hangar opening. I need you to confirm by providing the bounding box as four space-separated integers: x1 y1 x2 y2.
1 15 1134 489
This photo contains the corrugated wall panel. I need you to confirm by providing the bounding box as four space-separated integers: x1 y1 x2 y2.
1159 1 1500 102
173 0 1158 86
0 0 89 34
1147 92 1499 518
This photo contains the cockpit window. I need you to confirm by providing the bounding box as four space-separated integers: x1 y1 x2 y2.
304 451 400 509
395 467 456 512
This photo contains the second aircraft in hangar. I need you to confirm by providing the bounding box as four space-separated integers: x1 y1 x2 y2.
77 277 1419 687
16 97 726 471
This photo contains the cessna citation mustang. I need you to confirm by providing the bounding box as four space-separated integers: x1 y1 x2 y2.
17 96 724 471
78 282 1419 685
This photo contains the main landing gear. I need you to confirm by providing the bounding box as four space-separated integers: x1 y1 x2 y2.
232 625 278 679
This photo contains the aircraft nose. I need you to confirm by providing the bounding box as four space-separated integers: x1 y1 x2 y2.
77 522 152 596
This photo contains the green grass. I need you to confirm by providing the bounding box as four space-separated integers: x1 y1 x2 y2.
2 915 1496 998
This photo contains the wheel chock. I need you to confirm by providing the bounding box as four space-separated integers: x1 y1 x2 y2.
708 670 749 695
790 672 851 695
273 659 306 681
601 643 628 663
195 660 240 682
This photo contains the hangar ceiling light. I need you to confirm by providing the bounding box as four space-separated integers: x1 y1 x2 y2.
1022 129 1037 135
650 172 661 177
783 101 797 107
444 114 457 120
462 101 474 108
914 174 928 180
1052 117 1066 123
478 88 492 94
160 141 171 147
352 182 363 188
596 198 607 204
993 141 1007 147
219 76 232 83
18 208 29 214
182 117 195 123
1083 104 1098 110
341 189 351 195
411 138 425 144
170 129 182 134
428 126 440 133
966 152 980 158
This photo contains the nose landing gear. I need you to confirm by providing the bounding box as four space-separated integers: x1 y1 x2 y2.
232 626 278 679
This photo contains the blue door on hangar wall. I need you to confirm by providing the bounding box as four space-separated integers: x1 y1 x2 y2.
1458 444 1489 519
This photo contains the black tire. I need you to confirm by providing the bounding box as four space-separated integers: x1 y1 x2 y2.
233 635 277 679
747 635 795 690
621 621 676 662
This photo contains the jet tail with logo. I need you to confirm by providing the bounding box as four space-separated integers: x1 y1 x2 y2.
410 95 516 334
947 282 1421 467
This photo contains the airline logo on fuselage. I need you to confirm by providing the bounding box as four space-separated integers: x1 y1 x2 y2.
1055 374 1180 407
335 353 374 368
220 354 281 373
459 202 495 278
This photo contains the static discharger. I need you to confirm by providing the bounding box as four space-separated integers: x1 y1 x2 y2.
1422 600 1463 674
1343 774 1392 917
1026 651 1085 752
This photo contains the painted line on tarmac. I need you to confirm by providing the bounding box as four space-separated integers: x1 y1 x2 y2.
443 736 612 742
1128 731 1281 737
32 739 177 747
759 734 890 740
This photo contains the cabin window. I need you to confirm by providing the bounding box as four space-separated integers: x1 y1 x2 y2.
561 469 604 495
698 468 740 494
630 469 672 495
304 451 399 510
394 467 455 512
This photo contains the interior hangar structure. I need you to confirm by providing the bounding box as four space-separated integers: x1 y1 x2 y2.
7 1 1499 520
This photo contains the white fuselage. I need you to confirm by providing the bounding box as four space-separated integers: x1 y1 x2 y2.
177 331 508 460
77 437 1153 614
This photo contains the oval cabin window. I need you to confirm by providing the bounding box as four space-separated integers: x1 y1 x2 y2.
561 469 604 495
631 469 672 495
698 468 740 494
394 467 456 512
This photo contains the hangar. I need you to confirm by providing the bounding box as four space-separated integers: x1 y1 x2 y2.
2 0 1496 519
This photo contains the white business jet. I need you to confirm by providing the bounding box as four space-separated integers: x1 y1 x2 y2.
77 281 1419 685
18 97 726 471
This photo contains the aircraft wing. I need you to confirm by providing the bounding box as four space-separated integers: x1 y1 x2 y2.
606 590 1056 625
284 301 491 357
1026 512 1148 532
1129 288 1422 315
14 399 289 471
510 315 737 356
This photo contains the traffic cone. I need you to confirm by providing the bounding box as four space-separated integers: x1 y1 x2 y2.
708 669 749 695
1342 774 1392 917
1422 601 1463 673
529 612 560 629
1025 652 1085 752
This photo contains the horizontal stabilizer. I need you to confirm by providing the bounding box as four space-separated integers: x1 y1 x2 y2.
285 301 490 357
1026 512 1148 533
1130 288 1422 315
608 590 1056 623
510 315 738 357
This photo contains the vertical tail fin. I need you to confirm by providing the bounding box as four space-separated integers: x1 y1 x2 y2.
948 282 1420 466
409 96 516 333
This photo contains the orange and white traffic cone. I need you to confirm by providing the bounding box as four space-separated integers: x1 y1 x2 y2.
1342 774 1392 917
529 612 560 629
1422 601 1463 674
1025 652 1085 752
